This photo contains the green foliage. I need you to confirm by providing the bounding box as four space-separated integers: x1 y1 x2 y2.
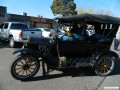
77 7 113 16
77 7 94 14
51 0 77 16
95 10 113 16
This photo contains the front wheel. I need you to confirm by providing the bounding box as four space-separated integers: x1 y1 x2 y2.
95 55 115 76
10 54 40 80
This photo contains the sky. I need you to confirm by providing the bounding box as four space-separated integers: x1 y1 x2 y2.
0 0 120 19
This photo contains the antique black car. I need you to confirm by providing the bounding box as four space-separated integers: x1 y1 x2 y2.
10 13 120 80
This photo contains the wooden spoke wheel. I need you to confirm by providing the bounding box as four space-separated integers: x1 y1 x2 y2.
95 55 115 76
10 54 40 80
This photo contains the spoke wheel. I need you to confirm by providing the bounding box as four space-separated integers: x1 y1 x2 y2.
95 55 115 76
10 54 40 80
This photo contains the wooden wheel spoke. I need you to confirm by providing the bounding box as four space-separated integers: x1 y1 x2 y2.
20 60 25 65
106 64 111 68
29 63 36 66
98 66 104 71
105 67 109 72
17 69 23 74
97 65 103 68
15 68 22 70
101 67 104 73
25 70 28 75
16 64 23 67
104 60 112 67
103 67 106 73
106 62 111 66
102 59 105 63
26 58 32 63
22 70 25 75
29 67 35 70
25 58 29 64
28 69 32 73
104 59 107 64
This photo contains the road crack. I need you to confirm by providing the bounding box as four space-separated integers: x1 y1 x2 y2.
93 77 106 90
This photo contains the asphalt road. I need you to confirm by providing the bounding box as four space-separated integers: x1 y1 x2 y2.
0 41 120 90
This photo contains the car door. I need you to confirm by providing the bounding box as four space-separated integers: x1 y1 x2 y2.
58 40 86 57
58 39 99 57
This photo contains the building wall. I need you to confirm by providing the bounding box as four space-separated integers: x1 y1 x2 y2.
0 6 7 23
29 17 53 28
36 23 50 28
0 6 54 28
0 17 5 23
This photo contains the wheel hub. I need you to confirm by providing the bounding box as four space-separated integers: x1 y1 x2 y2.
23 65 30 70
104 65 107 67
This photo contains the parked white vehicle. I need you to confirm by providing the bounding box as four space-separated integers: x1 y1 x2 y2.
0 22 42 47
36 28 51 37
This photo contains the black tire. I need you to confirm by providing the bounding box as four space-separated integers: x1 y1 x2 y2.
95 55 115 76
9 37 16 48
10 54 40 80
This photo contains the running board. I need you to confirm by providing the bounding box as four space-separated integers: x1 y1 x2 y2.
65 57 94 67
76 63 93 67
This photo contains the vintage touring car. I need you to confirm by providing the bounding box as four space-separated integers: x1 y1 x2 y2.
10 13 120 80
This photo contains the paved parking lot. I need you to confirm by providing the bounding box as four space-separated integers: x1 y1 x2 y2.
0 41 120 90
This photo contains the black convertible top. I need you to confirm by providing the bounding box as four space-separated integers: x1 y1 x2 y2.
56 13 120 24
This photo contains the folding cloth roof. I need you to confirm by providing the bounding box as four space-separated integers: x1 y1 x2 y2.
56 13 120 24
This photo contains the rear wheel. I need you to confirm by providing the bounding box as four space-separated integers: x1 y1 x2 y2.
9 37 16 48
10 54 40 80
95 55 115 76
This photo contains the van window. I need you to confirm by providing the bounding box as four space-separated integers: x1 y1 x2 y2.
0 23 4 29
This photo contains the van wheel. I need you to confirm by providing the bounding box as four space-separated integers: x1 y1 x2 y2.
95 55 115 76
9 37 16 48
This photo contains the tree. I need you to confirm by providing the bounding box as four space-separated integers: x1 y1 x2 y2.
95 10 113 16
77 7 94 14
51 0 77 16
77 7 113 16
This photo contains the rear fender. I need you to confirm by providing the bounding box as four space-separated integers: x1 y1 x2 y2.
95 50 119 61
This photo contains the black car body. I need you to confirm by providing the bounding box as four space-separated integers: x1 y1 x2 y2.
10 13 120 80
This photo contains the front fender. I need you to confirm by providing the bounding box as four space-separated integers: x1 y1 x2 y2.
13 48 59 67
13 48 41 58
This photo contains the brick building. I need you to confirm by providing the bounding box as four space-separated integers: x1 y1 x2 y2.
0 6 54 28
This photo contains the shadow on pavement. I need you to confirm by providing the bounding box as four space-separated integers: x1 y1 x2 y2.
112 59 120 75
22 59 120 82
0 40 22 48
0 40 10 48
22 67 96 82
